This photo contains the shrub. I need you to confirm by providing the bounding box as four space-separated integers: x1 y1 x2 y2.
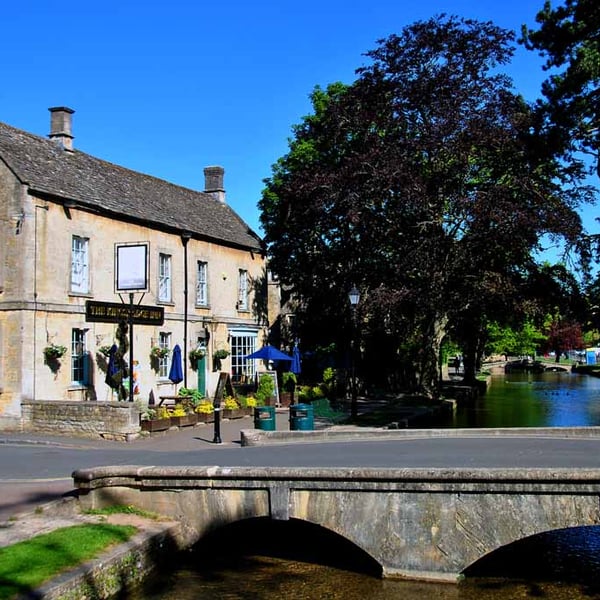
256 373 275 404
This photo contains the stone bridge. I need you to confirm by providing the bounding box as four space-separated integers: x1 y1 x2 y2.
73 465 600 582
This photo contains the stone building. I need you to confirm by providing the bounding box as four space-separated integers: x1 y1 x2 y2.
0 107 269 430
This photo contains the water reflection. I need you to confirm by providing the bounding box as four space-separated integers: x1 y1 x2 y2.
453 372 600 428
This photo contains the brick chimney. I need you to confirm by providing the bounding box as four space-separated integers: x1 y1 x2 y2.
204 166 225 203
48 107 75 151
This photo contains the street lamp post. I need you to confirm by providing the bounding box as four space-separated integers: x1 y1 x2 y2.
348 286 360 420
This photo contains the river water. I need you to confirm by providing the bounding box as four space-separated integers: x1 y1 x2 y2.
128 371 600 599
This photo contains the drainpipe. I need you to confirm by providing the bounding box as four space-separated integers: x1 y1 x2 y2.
181 231 192 388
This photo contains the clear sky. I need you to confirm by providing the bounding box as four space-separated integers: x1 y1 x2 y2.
1 0 597 243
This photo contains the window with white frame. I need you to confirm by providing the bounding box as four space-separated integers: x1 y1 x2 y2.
158 253 172 302
71 236 89 294
196 261 208 306
237 269 248 311
71 328 86 384
230 329 257 384
158 331 171 378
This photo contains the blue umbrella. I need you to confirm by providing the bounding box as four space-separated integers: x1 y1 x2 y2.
168 344 184 384
291 343 302 375
245 344 293 362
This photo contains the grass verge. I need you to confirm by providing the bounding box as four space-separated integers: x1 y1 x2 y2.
83 503 162 520
0 523 137 599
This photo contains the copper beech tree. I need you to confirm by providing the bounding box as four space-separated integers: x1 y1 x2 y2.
260 15 593 398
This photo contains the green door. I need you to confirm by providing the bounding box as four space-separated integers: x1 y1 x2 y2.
197 356 206 396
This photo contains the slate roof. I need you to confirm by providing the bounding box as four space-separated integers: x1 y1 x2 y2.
0 120 263 252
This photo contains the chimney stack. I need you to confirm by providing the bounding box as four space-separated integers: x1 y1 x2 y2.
48 107 75 151
204 166 225 203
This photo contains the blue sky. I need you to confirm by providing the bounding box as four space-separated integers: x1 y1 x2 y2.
2 0 597 243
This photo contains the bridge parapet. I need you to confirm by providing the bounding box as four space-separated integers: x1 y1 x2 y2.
73 466 600 582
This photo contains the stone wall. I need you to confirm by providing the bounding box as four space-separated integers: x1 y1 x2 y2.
21 401 141 441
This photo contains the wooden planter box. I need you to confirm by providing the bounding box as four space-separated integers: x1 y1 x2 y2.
141 418 172 432
170 414 197 428
279 392 293 407
222 408 244 420
196 412 214 423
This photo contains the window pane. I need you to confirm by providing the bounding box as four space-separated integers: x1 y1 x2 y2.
196 261 208 306
159 254 171 302
237 270 248 310
71 236 89 293
71 329 86 383
159 332 171 378
230 333 256 384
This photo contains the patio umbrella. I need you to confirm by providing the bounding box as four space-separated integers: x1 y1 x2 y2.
245 345 293 362
168 344 184 384
291 343 302 375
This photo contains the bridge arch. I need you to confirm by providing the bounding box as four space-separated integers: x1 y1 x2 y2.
192 516 383 576
463 524 600 579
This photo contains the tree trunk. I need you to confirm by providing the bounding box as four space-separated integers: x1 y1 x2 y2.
415 314 448 399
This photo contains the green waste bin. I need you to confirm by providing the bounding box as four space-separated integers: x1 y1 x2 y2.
254 405 276 431
289 403 314 431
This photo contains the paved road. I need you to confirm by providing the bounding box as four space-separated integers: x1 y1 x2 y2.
3 415 600 519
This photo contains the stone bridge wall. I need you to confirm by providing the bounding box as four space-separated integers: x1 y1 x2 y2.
73 466 600 582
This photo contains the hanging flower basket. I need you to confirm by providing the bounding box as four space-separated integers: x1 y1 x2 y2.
150 346 170 359
189 348 206 361
43 344 67 360
213 349 230 360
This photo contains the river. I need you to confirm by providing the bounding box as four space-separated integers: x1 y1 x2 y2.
126 371 600 599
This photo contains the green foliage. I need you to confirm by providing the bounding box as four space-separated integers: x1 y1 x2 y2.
0 524 136 599
522 0 600 177
298 385 326 402
282 371 297 392
486 321 546 357
178 387 204 406
260 14 591 398
255 373 275 403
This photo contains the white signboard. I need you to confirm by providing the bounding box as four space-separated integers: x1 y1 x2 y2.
115 243 149 292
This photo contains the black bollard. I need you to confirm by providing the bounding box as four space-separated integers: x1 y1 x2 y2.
213 405 222 444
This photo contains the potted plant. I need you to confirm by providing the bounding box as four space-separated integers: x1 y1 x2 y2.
222 396 243 419
256 373 275 406
195 401 215 423
169 404 197 427
150 346 170 359
213 348 230 371
43 343 67 360
238 395 258 416
189 348 206 369
280 372 297 407
140 406 172 433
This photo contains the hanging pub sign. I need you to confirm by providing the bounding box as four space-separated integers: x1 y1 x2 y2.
85 300 164 325
115 242 149 292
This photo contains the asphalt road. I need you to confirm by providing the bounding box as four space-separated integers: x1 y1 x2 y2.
3 422 600 518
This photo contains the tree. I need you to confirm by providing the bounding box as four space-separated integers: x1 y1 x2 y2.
260 15 591 399
522 0 600 177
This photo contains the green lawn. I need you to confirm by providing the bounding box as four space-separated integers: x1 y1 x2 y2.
0 523 137 599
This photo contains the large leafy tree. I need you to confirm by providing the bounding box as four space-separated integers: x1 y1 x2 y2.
261 15 591 399
522 0 600 176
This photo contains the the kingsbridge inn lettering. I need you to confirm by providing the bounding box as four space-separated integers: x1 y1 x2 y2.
85 301 164 325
